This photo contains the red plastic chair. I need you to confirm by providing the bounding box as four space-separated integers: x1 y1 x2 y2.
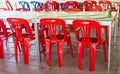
99 1 117 11
0 0 13 11
84 4 108 45
65 1 79 8
62 1 81 12
83 1 92 7
7 18 34 64
85 5 102 11
0 19 9 59
44 1 59 11
105 1 117 11
6 0 13 10
91 1 97 6
40 18 74 67
0 19 14 49
73 20 107 71
53 1 60 11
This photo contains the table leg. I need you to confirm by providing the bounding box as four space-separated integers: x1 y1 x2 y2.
108 23 112 71
34 21 41 64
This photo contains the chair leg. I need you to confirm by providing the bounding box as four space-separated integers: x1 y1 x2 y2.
78 44 84 70
39 30 46 55
57 41 64 67
102 41 108 62
14 38 18 63
5 38 9 50
89 46 96 71
66 36 74 57
23 40 29 64
46 40 51 66
0 38 4 59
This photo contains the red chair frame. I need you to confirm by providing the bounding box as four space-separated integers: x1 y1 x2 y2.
73 20 107 71
7 18 34 64
40 18 74 67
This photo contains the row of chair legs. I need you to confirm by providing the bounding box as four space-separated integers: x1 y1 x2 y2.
77 42 107 71
0 25 108 71
14 37 29 64
45 36 74 67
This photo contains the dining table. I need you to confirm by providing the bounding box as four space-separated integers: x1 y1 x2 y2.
0 10 117 71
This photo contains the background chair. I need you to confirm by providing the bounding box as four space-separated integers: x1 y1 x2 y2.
16 1 30 11
0 0 13 11
30 1 43 11
98 1 117 11
0 19 14 49
40 18 74 67
62 1 81 12
6 0 13 10
7 18 34 64
73 20 107 71
44 1 60 11
0 19 9 59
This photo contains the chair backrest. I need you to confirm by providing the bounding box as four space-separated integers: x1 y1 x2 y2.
5 0 13 10
105 1 112 9
53 1 60 11
99 1 104 4
73 20 101 45
60 3 66 10
0 0 13 11
99 1 113 11
30 1 43 11
45 1 59 11
7 18 34 40
18 1 30 11
85 5 102 11
91 1 97 6
40 18 67 41
65 1 79 8
83 1 92 6
78 2 83 11
0 19 8 38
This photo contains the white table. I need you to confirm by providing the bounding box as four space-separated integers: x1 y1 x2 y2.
0 11 117 71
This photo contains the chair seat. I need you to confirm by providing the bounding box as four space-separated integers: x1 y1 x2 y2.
46 35 64 40
79 37 104 45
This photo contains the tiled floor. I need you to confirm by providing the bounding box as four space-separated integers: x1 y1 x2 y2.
0 24 120 74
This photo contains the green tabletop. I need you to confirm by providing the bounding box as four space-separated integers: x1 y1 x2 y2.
40 11 117 21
